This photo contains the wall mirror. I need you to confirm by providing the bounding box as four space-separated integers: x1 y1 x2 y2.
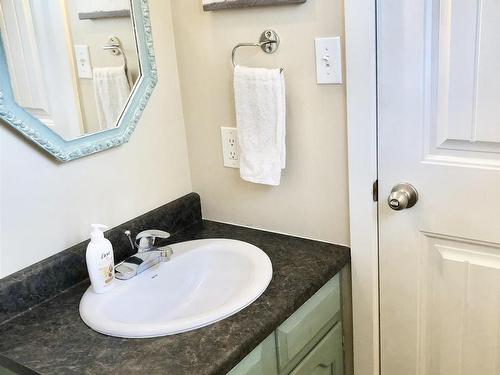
0 0 157 162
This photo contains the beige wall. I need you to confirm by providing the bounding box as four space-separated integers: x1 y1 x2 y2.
0 0 192 277
171 0 349 244
0 0 350 276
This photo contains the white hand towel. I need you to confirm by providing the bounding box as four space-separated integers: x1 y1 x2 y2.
93 66 131 130
234 65 286 186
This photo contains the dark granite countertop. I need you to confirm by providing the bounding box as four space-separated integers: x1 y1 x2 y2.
0 220 349 375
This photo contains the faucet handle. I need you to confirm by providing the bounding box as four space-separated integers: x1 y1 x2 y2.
136 229 171 240
136 229 171 252
124 230 135 250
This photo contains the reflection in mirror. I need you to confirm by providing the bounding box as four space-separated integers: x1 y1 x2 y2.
0 0 141 140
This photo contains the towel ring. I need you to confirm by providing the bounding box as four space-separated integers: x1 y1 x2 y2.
232 30 283 73
102 36 131 85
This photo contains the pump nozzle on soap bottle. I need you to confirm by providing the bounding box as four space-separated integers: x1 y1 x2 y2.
86 224 115 293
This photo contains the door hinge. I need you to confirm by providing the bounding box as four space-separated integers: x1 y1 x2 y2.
372 179 378 202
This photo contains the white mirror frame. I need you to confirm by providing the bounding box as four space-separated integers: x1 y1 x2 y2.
0 0 157 162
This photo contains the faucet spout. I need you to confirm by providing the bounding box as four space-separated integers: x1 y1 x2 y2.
114 229 173 280
115 246 173 280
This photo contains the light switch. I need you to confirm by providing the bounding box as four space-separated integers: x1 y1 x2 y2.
314 37 342 84
74 45 92 79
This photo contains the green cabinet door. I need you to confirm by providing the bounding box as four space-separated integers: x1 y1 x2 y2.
227 333 278 375
227 273 346 375
276 274 341 373
289 323 343 375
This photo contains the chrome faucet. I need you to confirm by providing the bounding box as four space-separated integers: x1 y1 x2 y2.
114 229 173 280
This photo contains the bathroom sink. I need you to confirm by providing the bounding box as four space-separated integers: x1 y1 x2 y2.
79 239 272 338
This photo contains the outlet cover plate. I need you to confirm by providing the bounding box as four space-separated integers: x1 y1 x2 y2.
221 127 239 168
314 37 342 84
74 45 93 79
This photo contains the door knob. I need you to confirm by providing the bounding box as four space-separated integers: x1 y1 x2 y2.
388 183 418 211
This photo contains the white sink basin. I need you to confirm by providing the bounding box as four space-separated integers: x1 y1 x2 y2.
79 239 272 338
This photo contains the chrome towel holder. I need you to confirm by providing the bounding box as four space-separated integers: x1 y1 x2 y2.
232 30 283 72
102 35 131 85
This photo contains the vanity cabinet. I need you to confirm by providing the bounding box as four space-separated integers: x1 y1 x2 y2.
227 334 278 375
228 273 344 375
289 323 343 375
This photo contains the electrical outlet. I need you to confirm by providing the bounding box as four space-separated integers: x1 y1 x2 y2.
221 127 239 168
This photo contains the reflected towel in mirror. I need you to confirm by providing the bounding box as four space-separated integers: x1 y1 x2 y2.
93 65 131 130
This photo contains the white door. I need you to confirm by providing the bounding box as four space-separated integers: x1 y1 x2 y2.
378 0 500 374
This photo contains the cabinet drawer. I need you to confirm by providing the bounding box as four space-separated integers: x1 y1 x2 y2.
276 274 341 371
227 333 278 375
290 322 344 375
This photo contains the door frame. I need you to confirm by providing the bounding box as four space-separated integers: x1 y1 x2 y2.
344 1 379 375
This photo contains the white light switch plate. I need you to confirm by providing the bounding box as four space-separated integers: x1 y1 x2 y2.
220 127 239 168
315 37 342 84
74 45 93 79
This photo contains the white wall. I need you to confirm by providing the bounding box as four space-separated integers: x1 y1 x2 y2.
171 0 350 244
0 0 192 277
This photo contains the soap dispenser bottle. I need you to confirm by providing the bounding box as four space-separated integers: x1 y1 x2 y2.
86 224 115 293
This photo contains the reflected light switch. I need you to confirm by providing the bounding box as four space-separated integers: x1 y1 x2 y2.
74 45 93 79
315 37 342 84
